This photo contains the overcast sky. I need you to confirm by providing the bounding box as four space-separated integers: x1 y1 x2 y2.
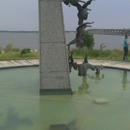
0 0 130 31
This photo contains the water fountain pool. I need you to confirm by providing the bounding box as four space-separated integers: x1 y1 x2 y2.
0 66 130 130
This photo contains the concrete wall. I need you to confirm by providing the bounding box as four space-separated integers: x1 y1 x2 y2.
39 0 72 95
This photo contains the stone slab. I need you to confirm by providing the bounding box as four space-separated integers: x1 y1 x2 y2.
40 72 71 89
40 43 69 72
94 98 108 105
39 0 65 43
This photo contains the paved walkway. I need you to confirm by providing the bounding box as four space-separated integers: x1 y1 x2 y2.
0 59 130 70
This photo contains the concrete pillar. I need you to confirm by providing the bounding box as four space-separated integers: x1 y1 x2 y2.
39 0 72 95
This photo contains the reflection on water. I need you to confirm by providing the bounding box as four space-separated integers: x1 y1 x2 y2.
0 67 130 130
77 74 105 95
50 124 66 130
0 108 32 130
65 119 79 130
50 120 79 130
88 74 104 83
122 70 127 90
78 76 90 95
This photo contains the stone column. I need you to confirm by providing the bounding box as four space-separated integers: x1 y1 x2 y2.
39 0 72 95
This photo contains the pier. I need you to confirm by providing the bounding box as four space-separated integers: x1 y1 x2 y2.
87 29 130 36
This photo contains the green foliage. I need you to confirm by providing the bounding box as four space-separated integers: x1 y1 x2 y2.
72 48 86 55
88 48 124 60
11 48 20 52
3 43 20 53
0 44 39 60
0 43 127 61
0 46 2 53
4 43 13 52
76 30 94 49
99 43 106 51
98 43 106 57
88 43 112 58
88 49 100 57
21 48 31 55
70 48 87 59
70 43 126 61
102 49 111 57
0 51 39 60
109 49 123 60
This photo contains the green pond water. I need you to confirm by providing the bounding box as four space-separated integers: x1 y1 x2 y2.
0 67 130 130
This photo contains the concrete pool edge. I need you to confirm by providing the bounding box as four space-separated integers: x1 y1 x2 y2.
75 59 130 71
0 59 130 70
0 59 39 69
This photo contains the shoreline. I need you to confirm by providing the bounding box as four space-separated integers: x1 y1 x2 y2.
0 59 130 70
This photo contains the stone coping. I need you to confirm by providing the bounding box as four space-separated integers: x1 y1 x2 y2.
0 59 39 69
0 59 130 70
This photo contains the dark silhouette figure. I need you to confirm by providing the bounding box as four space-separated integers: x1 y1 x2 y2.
122 70 128 90
67 22 94 50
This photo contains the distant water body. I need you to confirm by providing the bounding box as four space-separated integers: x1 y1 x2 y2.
0 32 125 50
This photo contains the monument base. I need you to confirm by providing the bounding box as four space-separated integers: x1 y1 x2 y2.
39 88 73 95
39 0 71 95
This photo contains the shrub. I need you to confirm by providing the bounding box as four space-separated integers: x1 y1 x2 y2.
109 49 123 60
21 48 31 55
0 46 2 54
70 48 87 56
76 30 95 49
4 43 13 52
103 49 111 57
12 48 20 52
88 49 100 57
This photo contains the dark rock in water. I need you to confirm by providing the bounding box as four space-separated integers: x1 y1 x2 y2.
50 124 66 130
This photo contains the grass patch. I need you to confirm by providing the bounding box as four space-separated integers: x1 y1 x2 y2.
0 51 39 61
0 45 129 61
70 48 130 61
